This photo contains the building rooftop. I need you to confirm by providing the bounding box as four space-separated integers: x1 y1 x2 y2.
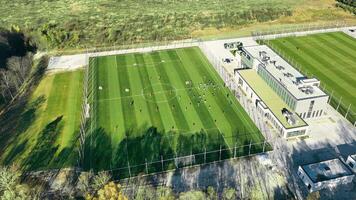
301 158 353 183
204 41 240 76
237 69 307 129
243 45 328 100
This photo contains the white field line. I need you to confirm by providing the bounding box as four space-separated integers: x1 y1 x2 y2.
95 84 225 102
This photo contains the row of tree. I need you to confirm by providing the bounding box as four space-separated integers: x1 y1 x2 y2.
335 0 356 14
0 27 37 108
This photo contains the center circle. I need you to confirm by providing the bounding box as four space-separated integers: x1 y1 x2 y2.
142 83 177 103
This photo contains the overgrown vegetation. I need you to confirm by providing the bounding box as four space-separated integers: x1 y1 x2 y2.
0 0 296 50
336 0 356 14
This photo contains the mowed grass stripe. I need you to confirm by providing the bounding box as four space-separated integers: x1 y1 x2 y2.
142 54 177 132
177 49 232 135
125 56 152 134
318 34 356 62
183 48 237 130
60 70 83 149
115 55 138 137
192 48 263 142
287 38 356 95
149 51 190 131
188 48 259 141
303 38 356 76
170 50 222 141
329 32 356 50
271 39 356 101
159 50 204 131
99 57 119 167
301 36 356 76
134 53 165 132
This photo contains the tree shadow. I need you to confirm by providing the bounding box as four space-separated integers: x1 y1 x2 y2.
22 115 63 171
0 95 46 162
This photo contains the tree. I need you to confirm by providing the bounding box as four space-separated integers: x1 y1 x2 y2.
206 186 217 200
135 185 156 200
222 188 236 200
249 185 264 200
156 186 175 200
0 165 42 200
0 165 20 198
85 182 127 200
77 171 94 195
92 171 111 191
179 190 206 200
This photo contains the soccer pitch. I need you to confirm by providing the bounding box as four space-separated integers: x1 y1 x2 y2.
85 47 266 176
266 32 356 124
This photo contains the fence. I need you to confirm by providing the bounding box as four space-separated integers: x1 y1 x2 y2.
252 21 355 41
52 38 200 56
263 40 356 126
89 139 272 179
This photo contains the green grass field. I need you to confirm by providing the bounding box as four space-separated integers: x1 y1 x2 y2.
85 47 266 176
266 32 356 124
0 70 83 171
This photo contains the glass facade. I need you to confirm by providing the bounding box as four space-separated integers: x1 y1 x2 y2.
257 65 297 110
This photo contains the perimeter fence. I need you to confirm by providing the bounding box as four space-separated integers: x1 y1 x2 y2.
85 135 271 179
76 50 273 179
252 21 355 40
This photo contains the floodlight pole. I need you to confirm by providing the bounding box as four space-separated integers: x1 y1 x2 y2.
204 148 207 163
336 96 342 111
145 159 148 174
128 162 131 178
329 91 334 103
248 140 252 155
219 145 222 161
161 155 164 171
345 104 351 119
234 143 237 158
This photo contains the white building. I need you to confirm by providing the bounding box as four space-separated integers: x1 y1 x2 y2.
298 158 354 192
235 69 308 138
239 45 329 120
346 154 356 173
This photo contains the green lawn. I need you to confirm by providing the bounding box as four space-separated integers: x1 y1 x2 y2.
266 32 356 124
0 70 83 171
85 47 266 177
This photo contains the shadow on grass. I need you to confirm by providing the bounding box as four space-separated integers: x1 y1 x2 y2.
82 125 261 178
22 115 63 171
0 56 48 158
0 95 46 165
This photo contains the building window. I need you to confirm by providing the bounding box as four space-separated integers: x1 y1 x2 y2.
312 111 315 118
315 110 319 117
307 100 315 118
319 110 323 116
